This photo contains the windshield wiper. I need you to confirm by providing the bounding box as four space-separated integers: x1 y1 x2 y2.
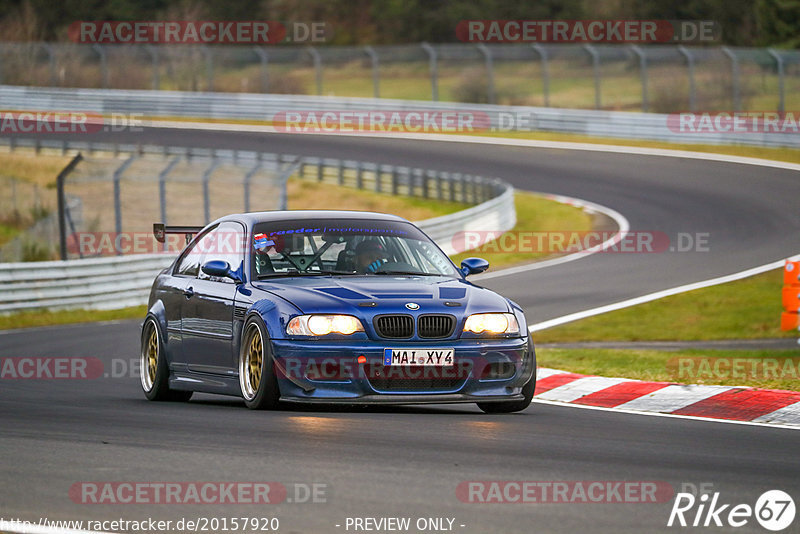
372 270 440 276
257 270 357 279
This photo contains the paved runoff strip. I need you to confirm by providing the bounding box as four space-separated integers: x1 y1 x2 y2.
533 367 800 429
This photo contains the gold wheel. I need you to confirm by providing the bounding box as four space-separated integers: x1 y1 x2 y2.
240 322 264 401
140 319 159 392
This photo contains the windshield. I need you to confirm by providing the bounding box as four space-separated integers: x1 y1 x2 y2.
251 218 458 278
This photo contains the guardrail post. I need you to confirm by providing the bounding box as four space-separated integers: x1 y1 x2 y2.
202 158 220 224
113 155 136 254
365 46 379 98
146 45 159 90
92 44 109 88
203 46 214 91
421 43 438 101
449 173 457 202
630 45 648 112
276 157 300 210
308 47 323 95
317 159 324 182
157 157 180 232
768 49 785 114
337 159 344 185
721 47 741 112
356 161 364 189
243 159 261 213
436 171 444 200
253 47 269 92
374 164 382 193
677 46 697 112
56 152 76 260
42 43 57 86
583 44 601 110
476 44 496 105
531 44 550 107
391 167 398 195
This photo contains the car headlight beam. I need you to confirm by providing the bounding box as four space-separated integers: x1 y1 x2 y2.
287 314 364 336
463 313 520 335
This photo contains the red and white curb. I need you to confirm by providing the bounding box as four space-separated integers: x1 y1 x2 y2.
533 367 800 429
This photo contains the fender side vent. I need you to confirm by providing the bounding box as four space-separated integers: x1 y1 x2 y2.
234 306 248 321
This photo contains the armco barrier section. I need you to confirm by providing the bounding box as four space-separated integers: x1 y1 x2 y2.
0 85 797 148
0 254 172 312
0 154 515 313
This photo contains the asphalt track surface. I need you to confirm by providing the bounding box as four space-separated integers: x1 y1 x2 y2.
2 129 800 533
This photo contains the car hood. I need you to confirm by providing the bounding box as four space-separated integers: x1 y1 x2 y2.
251 275 510 316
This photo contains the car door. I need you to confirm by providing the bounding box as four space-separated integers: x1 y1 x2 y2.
168 226 216 371
179 221 246 376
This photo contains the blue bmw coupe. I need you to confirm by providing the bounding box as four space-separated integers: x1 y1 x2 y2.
141 211 536 413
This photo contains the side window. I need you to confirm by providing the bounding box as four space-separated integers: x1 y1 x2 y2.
175 226 217 278
198 221 246 283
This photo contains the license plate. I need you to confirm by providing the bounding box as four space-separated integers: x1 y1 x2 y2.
383 348 454 366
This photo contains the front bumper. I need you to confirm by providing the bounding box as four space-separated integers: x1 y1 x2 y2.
269 337 535 404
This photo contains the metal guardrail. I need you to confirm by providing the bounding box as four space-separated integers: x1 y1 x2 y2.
0 85 796 148
1 43 797 114
0 141 515 313
0 254 172 312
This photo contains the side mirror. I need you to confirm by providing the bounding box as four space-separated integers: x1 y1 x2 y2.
201 260 242 283
460 257 489 276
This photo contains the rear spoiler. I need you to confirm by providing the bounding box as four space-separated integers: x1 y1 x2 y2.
153 223 204 244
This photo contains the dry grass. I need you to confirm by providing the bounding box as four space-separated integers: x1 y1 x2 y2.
286 178 464 220
0 152 72 186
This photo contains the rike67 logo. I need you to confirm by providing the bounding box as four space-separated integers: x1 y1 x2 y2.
668 485 795 531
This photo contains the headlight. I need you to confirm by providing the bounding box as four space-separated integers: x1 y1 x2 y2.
463 313 520 335
286 315 365 336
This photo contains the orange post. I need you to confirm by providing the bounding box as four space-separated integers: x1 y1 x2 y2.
783 287 800 312
784 261 800 287
782 260 800 331
782 312 800 331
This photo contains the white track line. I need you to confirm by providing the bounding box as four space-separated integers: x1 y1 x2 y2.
528 256 799 332
472 193 630 281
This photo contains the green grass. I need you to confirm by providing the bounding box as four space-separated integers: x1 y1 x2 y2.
450 190 592 270
535 269 794 343
0 222 20 247
0 305 147 330
537 347 800 391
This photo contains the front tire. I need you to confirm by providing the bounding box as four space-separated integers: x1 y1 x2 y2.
477 340 536 414
477 376 535 414
239 316 281 410
140 317 192 402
